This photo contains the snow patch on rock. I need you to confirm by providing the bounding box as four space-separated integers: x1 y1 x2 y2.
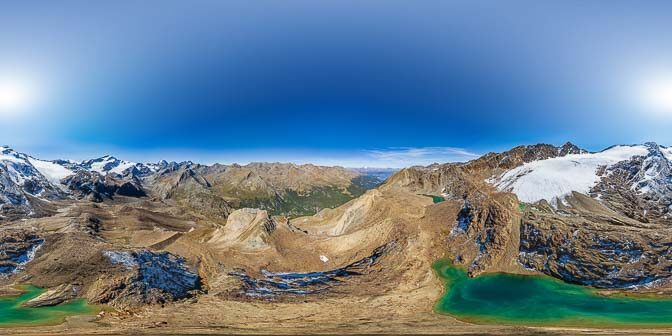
492 145 649 205
662 146 672 162
104 251 138 270
28 158 73 184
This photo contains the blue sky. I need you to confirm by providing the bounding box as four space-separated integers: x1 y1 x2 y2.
1 1 672 167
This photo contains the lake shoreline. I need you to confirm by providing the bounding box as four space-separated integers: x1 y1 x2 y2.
432 258 672 329
0 285 98 328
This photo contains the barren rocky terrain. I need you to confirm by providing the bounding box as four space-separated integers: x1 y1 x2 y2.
1 143 672 334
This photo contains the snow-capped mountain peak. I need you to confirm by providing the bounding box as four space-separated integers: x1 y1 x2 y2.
1 146 73 184
491 144 659 205
0 146 203 218
81 155 137 175
0 147 70 215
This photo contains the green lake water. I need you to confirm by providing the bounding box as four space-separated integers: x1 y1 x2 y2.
0 285 96 327
433 259 672 327
423 194 445 204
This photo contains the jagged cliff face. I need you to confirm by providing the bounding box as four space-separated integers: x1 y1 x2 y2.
591 143 672 225
0 147 70 218
383 141 672 290
518 195 672 289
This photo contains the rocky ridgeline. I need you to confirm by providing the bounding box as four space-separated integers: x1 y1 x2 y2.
591 142 672 224
382 142 586 198
1 146 385 219
382 142 586 276
0 147 67 217
0 147 179 217
62 171 146 202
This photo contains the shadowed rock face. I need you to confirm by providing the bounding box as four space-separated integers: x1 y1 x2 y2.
518 209 672 288
1 148 67 217
591 142 672 225
0 231 43 275
91 250 201 308
62 171 146 202
445 194 520 276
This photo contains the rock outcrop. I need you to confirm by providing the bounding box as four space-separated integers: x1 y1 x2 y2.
0 146 67 217
518 195 672 288
90 250 201 308
591 142 672 224
62 171 146 202
209 208 277 251
23 283 81 307
0 230 43 275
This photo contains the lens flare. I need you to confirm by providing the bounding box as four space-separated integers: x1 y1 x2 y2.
0 78 36 118
639 77 672 117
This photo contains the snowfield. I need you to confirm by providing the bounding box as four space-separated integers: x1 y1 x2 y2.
493 145 650 205
28 158 73 184
88 156 136 175
0 146 24 163
662 146 672 162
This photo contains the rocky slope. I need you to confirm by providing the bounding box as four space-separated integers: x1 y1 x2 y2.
168 162 383 217
382 141 672 289
0 146 69 218
1 141 672 334
518 193 672 289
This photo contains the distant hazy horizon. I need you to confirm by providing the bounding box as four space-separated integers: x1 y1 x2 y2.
5 141 671 169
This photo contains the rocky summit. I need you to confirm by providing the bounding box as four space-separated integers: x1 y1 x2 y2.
2 142 672 334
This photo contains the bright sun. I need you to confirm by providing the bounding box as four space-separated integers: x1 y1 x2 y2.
0 78 36 117
639 77 672 117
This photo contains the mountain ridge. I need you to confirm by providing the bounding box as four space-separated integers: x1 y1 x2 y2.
0 146 390 219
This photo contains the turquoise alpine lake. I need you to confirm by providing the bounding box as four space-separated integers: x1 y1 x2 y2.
433 259 672 327
0 285 96 327
423 194 446 204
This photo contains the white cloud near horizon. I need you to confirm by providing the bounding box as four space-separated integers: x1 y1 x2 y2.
3 143 481 169
363 147 480 167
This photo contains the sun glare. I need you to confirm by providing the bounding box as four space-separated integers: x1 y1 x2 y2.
0 78 36 118
639 76 672 117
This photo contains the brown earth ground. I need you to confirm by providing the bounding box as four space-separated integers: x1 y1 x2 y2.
1 192 672 335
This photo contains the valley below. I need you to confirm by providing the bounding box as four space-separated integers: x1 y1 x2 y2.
2 143 672 334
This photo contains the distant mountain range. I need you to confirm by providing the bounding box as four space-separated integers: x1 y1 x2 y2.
384 141 672 223
0 146 391 219
2 141 672 329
